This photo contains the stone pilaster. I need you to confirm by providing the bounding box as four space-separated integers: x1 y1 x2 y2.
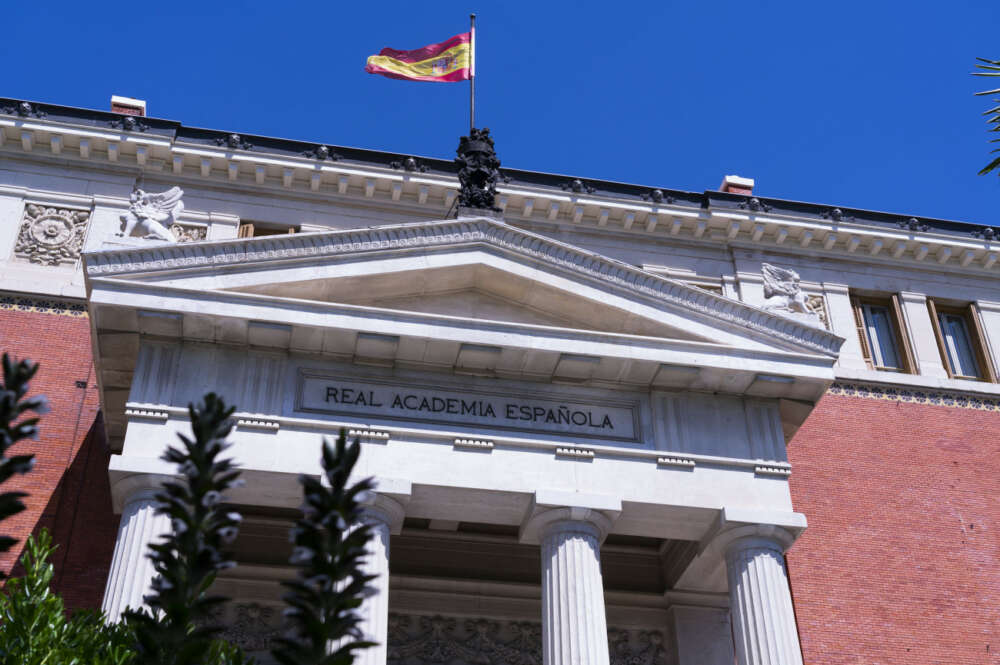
101 485 170 623
726 535 803 665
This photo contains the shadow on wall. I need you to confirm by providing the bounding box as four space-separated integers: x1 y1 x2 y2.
28 414 117 612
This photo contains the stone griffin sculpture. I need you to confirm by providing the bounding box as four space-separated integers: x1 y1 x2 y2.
761 263 813 314
455 128 501 211
119 185 184 241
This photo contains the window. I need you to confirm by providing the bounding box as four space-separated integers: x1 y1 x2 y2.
927 301 997 382
237 222 299 238
851 294 916 373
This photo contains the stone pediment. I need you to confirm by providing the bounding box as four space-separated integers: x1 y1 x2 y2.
85 216 842 358
84 216 844 445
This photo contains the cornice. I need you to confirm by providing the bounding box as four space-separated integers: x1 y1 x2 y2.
2 100 997 278
83 217 843 356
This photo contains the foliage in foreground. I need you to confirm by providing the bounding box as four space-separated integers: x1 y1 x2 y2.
0 529 134 665
0 354 46 567
974 57 1000 176
125 393 248 665
0 347 377 664
272 430 377 665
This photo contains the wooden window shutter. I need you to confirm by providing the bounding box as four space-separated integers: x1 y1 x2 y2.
926 298 954 378
237 223 255 238
967 303 998 382
890 294 918 374
851 297 874 369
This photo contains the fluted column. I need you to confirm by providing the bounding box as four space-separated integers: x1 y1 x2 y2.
352 498 401 665
534 508 614 665
327 495 405 663
726 535 804 665
101 486 170 623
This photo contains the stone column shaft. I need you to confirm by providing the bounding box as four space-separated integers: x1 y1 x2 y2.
726 536 804 665
354 513 391 665
101 489 170 623
332 495 403 663
540 519 611 665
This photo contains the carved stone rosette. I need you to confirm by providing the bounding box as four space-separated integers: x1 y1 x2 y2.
455 128 502 211
14 204 90 266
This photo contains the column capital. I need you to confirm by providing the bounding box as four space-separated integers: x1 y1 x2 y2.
359 493 407 535
109 472 174 513
700 507 806 554
673 509 805 593
519 490 621 544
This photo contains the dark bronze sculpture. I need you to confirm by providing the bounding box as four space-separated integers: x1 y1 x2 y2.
455 128 501 211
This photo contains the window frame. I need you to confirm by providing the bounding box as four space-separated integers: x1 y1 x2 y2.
850 294 916 374
237 222 299 238
927 300 997 382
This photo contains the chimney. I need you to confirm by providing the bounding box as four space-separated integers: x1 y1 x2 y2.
110 95 146 116
720 174 754 195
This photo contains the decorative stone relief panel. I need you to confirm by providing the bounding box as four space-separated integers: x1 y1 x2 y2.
217 603 281 653
209 608 671 665
387 614 669 665
170 223 207 242
806 294 829 329
13 204 90 266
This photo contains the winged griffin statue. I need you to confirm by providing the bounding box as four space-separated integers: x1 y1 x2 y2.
119 186 184 241
761 263 813 314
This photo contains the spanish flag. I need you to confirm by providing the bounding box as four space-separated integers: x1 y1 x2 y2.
365 32 472 82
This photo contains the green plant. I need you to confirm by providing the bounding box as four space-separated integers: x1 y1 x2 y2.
0 529 134 665
271 430 376 665
0 354 46 566
974 57 1000 176
125 393 247 665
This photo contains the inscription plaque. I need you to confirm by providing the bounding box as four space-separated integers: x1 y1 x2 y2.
296 370 640 442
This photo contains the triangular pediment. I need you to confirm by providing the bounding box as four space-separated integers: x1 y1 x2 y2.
84 216 845 446
231 263 711 341
85 216 843 359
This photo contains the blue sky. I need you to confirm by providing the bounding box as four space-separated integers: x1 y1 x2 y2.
4 1 1000 225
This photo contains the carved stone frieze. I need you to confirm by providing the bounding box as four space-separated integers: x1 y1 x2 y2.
206 606 671 663
207 602 282 654
387 613 668 665
761 263 824 328
119 186 185 242
169 223 207 243
14 204 90 266
805 294 829 329
608 628 670 665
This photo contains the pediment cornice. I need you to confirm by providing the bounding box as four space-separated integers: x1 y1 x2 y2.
84 217 843 357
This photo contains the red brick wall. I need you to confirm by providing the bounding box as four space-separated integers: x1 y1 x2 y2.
787 393 1000 665
0 305 117 611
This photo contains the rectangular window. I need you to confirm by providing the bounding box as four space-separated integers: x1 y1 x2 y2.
851 295 916 373
237 222 299 238
927 300 997 382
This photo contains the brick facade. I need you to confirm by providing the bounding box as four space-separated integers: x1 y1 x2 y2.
0 306 117 611
787 394 1000 665
3 303 997 658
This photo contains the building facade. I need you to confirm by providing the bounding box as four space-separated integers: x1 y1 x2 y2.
0 97 997 665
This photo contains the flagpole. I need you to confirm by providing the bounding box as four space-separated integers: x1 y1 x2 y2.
469 13 476 132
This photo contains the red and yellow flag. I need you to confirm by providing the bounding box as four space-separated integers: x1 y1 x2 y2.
365 32 472 82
